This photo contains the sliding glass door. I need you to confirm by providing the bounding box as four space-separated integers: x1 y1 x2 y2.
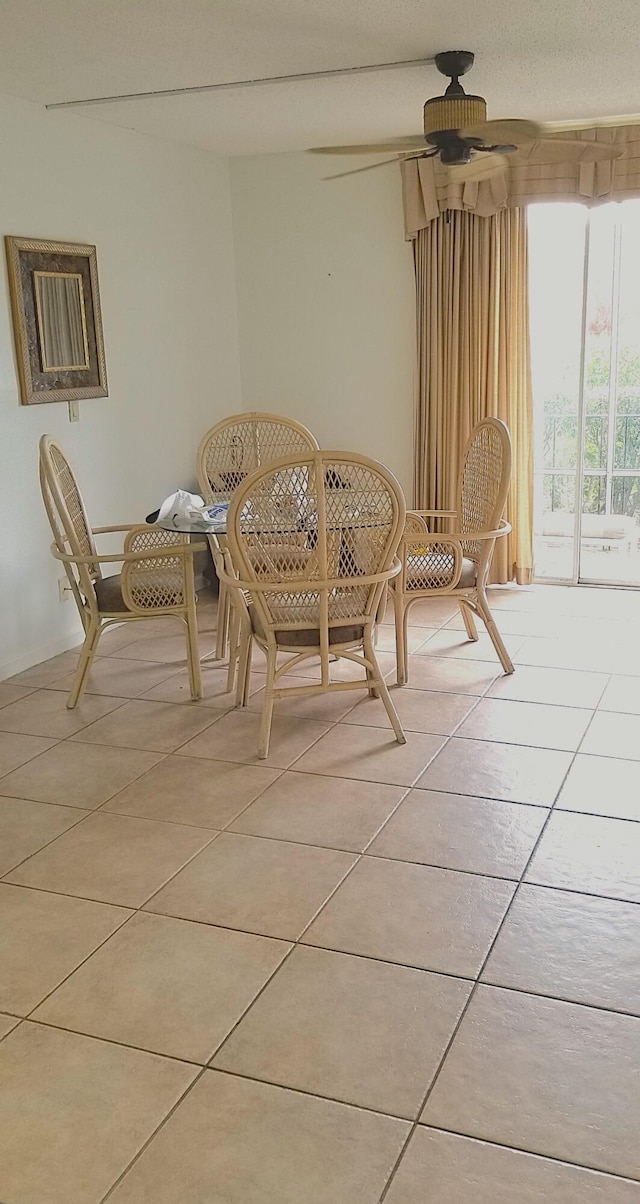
529 199 640 585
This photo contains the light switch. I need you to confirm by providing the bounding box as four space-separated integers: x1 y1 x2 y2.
68 399 80 422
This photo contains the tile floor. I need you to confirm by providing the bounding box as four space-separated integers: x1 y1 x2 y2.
1 584 640 1203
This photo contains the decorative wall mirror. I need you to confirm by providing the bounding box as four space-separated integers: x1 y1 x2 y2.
5 236 108 405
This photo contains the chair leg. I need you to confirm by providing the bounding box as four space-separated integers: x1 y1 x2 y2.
364 630 406 744
226 604 240 694
67 619 101 709
459 599 479 641
185 609 203 700
476 589 514 674
215 581 230 660
241 641 252 706
258 646 277 759
393 588 407 686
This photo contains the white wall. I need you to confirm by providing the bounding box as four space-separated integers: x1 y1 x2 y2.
230 152 415 492
0 93 241 677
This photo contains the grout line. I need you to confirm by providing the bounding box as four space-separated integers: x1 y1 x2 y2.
415 1122 640 1185
377 728 586 1203
97 1066 209 1204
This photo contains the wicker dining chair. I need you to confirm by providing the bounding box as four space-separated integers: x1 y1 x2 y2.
217 449 407 759
392 418 514 684
39 435 205 709
196 412 319 664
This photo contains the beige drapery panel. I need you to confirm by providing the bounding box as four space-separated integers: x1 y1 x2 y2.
401 124 640 235
413 207 533 584
405 124 640 584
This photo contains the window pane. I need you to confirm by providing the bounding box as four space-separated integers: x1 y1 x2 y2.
584 415 607 468
612 475 640 519
543 413 578 469
614 413 640 470
583 475 606 514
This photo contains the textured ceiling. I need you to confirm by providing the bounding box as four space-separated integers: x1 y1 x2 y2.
2 0 640 155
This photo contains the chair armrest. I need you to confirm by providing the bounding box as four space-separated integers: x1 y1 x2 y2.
410 510 458 519
50 540 207 567
91 525 139 534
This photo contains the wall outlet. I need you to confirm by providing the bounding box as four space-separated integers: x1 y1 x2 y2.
58 576 72 601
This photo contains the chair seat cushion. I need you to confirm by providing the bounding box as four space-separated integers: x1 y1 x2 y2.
94 570 185 613
94 573 128 612
406 554 477 589
274 624 364 648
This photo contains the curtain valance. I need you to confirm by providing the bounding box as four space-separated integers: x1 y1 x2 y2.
401 124 640 237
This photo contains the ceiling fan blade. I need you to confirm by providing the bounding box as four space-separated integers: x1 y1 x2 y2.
445 152 508 183
511 138 622 164
324 156 409 180
309 136 429 155
461 119 543 145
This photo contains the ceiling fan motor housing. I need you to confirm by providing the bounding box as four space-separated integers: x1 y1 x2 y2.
423 93 487 138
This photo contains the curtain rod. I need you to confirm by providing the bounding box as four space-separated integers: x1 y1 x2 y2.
46 56 436 110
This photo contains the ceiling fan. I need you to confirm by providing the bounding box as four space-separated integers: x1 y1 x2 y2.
309 50 622 181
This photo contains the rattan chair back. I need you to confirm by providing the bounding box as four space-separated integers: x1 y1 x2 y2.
196 412 319 504
227 450 404 648
457 417 512 571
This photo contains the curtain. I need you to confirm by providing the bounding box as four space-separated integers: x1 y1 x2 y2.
402 124 640 236
413 207 533 584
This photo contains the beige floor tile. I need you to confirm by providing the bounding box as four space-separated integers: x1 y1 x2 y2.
599 675 640 715
0 797 88 876
0 688 127 739
53 655 182 699
6 811 216 907
303 856 514 977
401 655 499 695
248 679 365 722
147 832 356 939
34 911 290 1064
375 623 432 654
288 650 398 683
385 1127 640 1204
7 649 92 689
369 790 546 879
113 630 216 663
0 731 58 777
556 754 640 821
71 698 220 753
422 985 640 1180
515 637 626 675
417 738 572 806
0 1021 196 1204
213 945 470 1118
0 683 36 709
230 771 404 852
104 755 280 828
344 688 477 735
399 597 459 626
0 883 131 1015
108 1071 409 1204
483 884 640 1015
140 662 254 707
580 711 640 760
415 628 524 663
488 664 608 708
0 1014 19 1040
0 741 164 809
525 811 640 903
455 697 592 751
293 725 445 786
175 709 331 769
